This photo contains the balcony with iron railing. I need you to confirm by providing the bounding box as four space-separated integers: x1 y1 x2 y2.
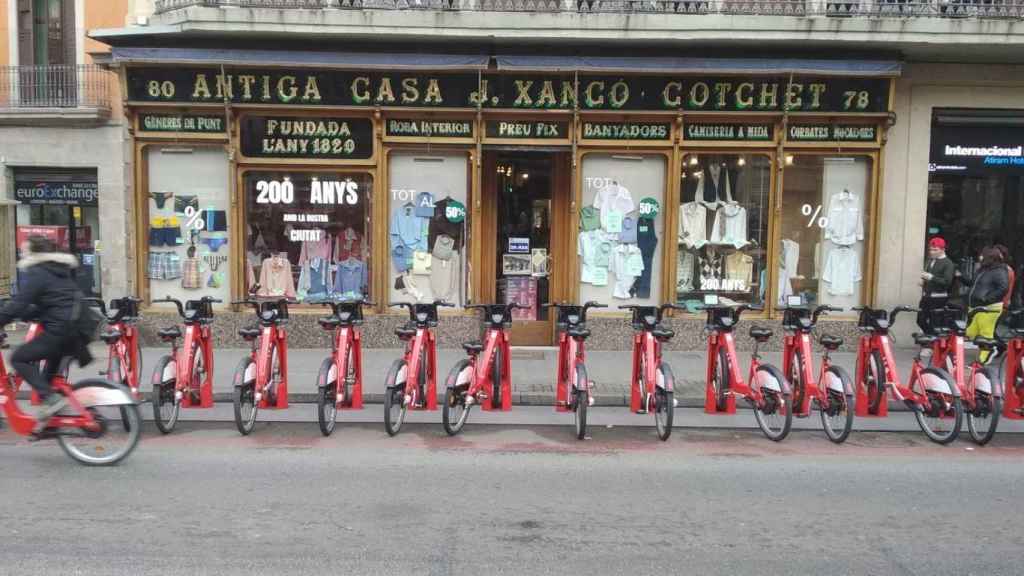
153 0 1024 18
0 65 113 125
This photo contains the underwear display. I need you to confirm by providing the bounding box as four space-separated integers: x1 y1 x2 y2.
200 236 229 252
174 194 198 214
147 251 182 280
149 191 174 210
149 217 183 247
201 209 228 232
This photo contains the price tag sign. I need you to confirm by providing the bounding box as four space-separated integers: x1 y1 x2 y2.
445 199 466 223
604 210 624 234
639 197 660 219
590 267 609 286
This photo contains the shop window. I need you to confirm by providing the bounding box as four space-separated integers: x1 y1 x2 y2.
243 172 373 302
579 154 666 306
780 155 872 308
145 146 230 303
675 153 769 308
387 152 470 307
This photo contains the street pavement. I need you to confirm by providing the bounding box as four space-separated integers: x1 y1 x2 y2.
1 423 1023 576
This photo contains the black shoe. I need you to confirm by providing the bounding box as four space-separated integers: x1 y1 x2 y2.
33 396 68 434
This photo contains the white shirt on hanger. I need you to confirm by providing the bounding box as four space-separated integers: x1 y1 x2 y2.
610 244 644 299
778 238 800 305
823 246 862 296
710 202 748 249
594 183 636 216
677 202 708 248
825 190 864 247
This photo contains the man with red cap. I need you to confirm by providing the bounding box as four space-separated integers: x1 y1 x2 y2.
917 236 956 334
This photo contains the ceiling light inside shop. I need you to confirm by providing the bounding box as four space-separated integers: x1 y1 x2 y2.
737 157 746 167
689 156 699 166
785 155 794 166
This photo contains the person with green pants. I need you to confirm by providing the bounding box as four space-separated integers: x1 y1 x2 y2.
966 246 1009 363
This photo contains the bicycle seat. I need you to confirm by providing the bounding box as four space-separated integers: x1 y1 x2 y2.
99 329 123 345
318 316 341 330
158 326 182 341
974 337 1000 351
652 327 675 340
238 327 262 341
567 327 591 340
749 326 773 342
913 333 938 348
819 335 844 350
394 326 417 340
462 341 485 354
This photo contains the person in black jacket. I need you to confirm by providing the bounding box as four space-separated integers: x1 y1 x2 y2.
966 245 1010 363
0 236 82 430
917 237 956 334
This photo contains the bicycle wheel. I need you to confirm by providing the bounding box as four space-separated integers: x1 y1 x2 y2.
316 357 337 437
383 358 408 436
864 350 886 414
752 364 793 442
57 379 141 466
492 346 503 409
966 367 1001 446
151 354 179 435
233 357 257 436
574 363 588 440
788 350 806 414
443 359 473 436
913 367 962 445
711 347 730 411
654 362 674 442
819 366 854 444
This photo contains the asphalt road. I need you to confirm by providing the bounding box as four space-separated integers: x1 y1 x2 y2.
2 424 1023 576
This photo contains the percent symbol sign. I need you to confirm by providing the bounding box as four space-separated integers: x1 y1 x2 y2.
183 206 206 231
800 204 829 229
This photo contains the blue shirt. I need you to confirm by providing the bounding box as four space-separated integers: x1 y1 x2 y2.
414 191 435 218
391 203 426 249
334 258 367 298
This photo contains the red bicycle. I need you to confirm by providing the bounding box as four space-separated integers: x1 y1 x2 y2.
780 300 854 443
702 297 793 441
384 300 452 436
1001 308 1024 420
151 296 218 434
924 306 1002 445
546 301 606 439
0 329 141 465
87 297 143 400
442 302 521 436
232 296 294 435
313 298 374 436
620 303 680 441
7 320 49 405
854 305 962 444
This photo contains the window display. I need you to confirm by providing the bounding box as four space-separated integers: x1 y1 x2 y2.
780 156 871 308
676 154 769 308
244 171 372 302
145 146 230 303
579 154 665 306
388 152 470 306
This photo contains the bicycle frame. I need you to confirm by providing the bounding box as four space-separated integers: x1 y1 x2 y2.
1003 333 1024 420
0 352 97 436
106 320 142 399
468 324 511 411
629 329 666 413
704 329 766 414
555 329 587 413
11 322 44 405
329 322 364 410
783 331 847 417
170 322 214 409
253 322 289 410
854 332 958 417
401 325 438 411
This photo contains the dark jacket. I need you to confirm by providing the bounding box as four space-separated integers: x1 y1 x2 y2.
0 252 79 332
923 256 956 297
967 264 1010 309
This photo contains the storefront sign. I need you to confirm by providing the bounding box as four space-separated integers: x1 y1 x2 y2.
581 122 671 141
684 122 773 141
128 68 891 113
787 124 877 142
254 176 361 205
240 116 373 159
485 120 569 140
444 199 467 223
385 118 474 138
13 170 98 206
508 237 530 253
930 124 1024 173
139 112 225 133
16 225 69 250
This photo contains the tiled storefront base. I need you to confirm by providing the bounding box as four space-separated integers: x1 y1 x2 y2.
136 312 863 352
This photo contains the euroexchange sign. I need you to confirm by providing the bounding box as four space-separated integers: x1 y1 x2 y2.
13 170 98 206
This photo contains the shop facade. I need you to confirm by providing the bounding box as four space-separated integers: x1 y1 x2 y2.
120 57 897 348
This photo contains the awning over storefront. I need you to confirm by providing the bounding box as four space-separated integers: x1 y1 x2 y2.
494 55 902 77
109 47 490 70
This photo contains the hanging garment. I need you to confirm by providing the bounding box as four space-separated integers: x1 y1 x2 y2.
822 246 862 297
429 196 465 249
631 218 658 298
778 239 800 305
577 230 614 284
724 252 754 289
430 250 460 303
258 255 296 299
579 205 601 232
610 244 645 299
414 191 436 218
696 162 733 207
677 202 708 249
677 250 696 294
181 257 203 290
619 215 639 244
594 183 636 216
432 234 455 261
699 250 725 283
391 203 427 250
333 258 367 298
710 202 748 249
335 227 363 261
412 251 432 275
825 190 864 247
306 257 330 298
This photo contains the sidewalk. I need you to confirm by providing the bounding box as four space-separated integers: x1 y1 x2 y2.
37 342 920 407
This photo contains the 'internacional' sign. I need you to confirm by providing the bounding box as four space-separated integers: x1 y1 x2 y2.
128 68 891 113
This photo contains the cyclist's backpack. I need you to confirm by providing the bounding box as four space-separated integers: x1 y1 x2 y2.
70 290 103 346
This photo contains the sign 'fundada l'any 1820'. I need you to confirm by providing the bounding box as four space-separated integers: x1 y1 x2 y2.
127 68 891 113
240 116 374 159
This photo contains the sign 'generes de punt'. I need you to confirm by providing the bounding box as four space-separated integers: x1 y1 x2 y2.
129 69 890 113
